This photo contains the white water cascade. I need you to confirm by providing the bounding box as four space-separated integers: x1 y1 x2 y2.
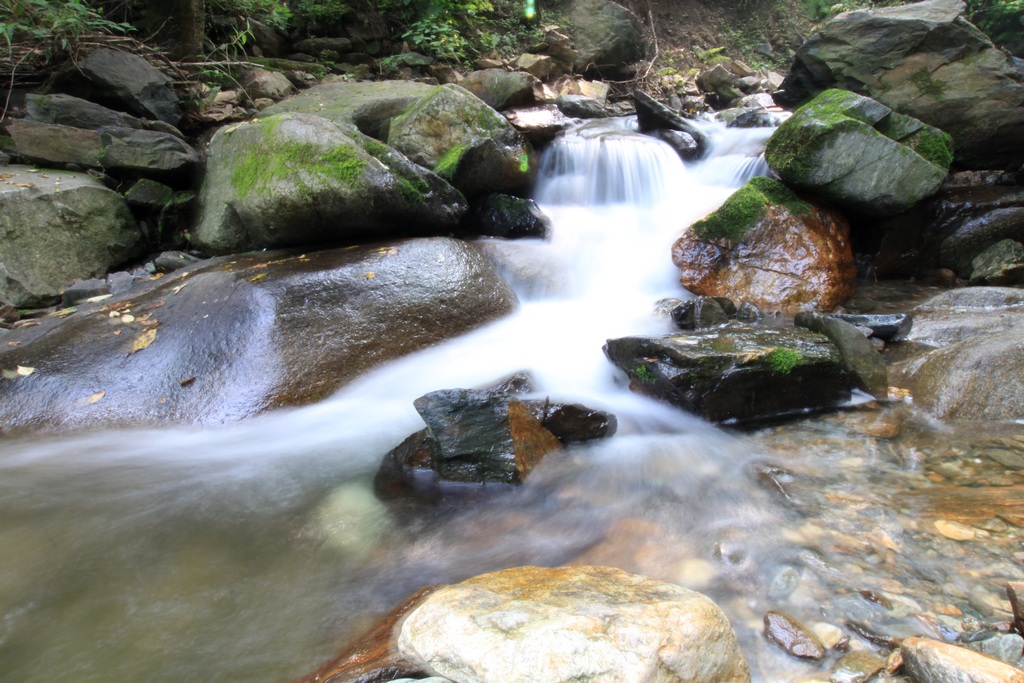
0 119 791 683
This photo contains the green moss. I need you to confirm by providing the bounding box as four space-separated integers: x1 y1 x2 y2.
632 364 657 385
396 175 429 204
903 127 954 171
435 143 468 181
231 133 367 200
767 347 802 374
691 176 812 242
910 68 945 99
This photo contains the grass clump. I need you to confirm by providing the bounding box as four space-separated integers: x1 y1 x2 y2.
632 365 657 385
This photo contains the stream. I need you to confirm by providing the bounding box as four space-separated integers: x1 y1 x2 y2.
0 119 1022 683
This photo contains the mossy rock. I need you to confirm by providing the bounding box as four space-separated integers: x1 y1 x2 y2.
387 84 536 199
691 176 812 242
194 113 466 254
765 89 951 217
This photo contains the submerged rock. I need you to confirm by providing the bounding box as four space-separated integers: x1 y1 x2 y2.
603 326 852 424
194 113 466 253
0 239 518 433
765 89 951 217
397 565 751 683
763 611 825 660
672 176 856 312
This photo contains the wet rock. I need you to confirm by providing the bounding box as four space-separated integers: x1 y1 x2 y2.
387 84 536 199
776 0 1024 170
905 287 1024 347
901 636 1024 683
60 278 112 306
58 48 181 125
763 611 825 660
460 69 538 111
603 326 852 424
974 633 1024 666
0 165 139 308
765 90 951 217
260 80 436 141
1009 583 1024 637
830 313 913 341
969 239 1024 285
554 94 611 119
830 650 885 683
651 129 702 163
633 90 707 158
672 176 856 312
413 389 563 484
522 400 617 443
670 296 729 330
25 93 145 130
468 193 550 239
397 565 751 683
195 113 466 253
795 313 888 398
295 586 440 683
503 105 577 145
152 251 200 272
0 239 518 433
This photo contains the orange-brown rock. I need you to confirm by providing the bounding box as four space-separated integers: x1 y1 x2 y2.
672 200 855 313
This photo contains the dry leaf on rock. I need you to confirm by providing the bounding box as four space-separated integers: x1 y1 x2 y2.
129 327 158 354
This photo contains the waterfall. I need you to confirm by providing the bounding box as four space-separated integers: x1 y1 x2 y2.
0 120 782 683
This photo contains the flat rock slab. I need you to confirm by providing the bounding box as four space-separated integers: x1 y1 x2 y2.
604 326 851 424
0 238 517 434
398 565 750 683
901 636 1024 683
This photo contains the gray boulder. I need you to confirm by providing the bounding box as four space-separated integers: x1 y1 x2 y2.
0 165 139 307
240 67 296 101
194 113 467 254
26 93 145 130
59 48 181 125
460 69 539 111
260 79 436 140
776 0 1024 170
387 84 536 199
0 239 518 433
765 89 951 217
554 94 611 119
398 566 751 683
969 239 1024 285
567 0 649 77
603 327 852 424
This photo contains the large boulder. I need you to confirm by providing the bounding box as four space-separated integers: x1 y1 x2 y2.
397 565 751 683
603 327 852 424
0 165 140 307
764 89 951 217
26 93 145 130
567 0 649 78
460 69 539 111
776 0 1024 170
0 239 518 433
57 48 182 125
194 113 466 254
672 176 856 312
259 80 437 140
387 84 535 199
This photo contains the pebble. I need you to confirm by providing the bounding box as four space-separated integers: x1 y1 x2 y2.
764 611 826 660
829 650 885 683
934 519 977 541
812 622 846 649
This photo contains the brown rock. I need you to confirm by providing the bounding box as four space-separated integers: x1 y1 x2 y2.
763 610 825 660
901 636 1024 683
1009 583 1024 637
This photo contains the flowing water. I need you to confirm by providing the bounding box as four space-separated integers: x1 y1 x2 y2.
1 119 1022 683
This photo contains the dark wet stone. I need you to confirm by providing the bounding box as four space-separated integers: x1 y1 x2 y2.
736 301 763 323
830 313 913 341
633 90 707 158
604 326 851 424
469 194 550 239
523 400 617 443
830 651 885 683
652 129 702 162
795 312 888 398
61 278 111 306
152 251 201 272
671 297 729 330
1008 583 1024 643
763 610 825 660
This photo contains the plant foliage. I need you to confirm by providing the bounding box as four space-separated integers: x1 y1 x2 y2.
0 0 134 57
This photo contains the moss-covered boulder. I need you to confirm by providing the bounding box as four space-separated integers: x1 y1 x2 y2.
259 80 436 141
0 165 140 307
672 176 856 312
194 113 466 254
387 84 536 199
0 239 518 434
776 0 1024 170
604 327 852 424
765 90 951 217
